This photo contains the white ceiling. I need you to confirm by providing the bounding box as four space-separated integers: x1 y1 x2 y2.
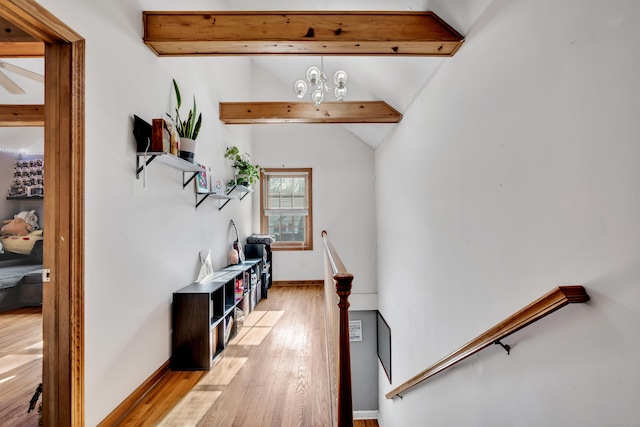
251 55 447 147
0 0 493 151
0 58 44 104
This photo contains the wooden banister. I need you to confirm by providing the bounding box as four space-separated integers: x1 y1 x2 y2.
322 230 350 275
322 230 354 427
386 285 590 399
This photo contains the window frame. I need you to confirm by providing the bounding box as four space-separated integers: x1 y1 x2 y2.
260 168 313 251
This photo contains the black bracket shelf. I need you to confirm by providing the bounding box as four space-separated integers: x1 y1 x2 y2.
182 171 200 189
196 191 233 209
135 152 201 187
218 185 253 211
135 153 253 210
195 184 253 210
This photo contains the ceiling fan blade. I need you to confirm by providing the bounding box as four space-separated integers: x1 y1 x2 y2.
0 70 25 94
0 60 44 84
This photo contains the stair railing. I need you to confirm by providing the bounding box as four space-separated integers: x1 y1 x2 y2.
322 230 354 427
386 285 590 399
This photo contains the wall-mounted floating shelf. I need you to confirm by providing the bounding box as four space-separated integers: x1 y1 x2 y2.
195 191 233 209
135 152 202 188
218 185 252 210
135 152 254 210
196 184 253 210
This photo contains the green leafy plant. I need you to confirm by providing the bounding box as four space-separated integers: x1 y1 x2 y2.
224 146 261 185
170 79 202 140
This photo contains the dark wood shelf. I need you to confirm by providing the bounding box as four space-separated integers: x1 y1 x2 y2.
7 195 44 200
172 259 264 370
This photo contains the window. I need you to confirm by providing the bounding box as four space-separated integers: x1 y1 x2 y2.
260 168 313 250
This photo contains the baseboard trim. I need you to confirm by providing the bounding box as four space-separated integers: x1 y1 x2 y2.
97 360 170 426
272 280 323 286
354 410 380 420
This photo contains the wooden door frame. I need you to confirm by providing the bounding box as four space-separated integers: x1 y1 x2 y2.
0 1 85 426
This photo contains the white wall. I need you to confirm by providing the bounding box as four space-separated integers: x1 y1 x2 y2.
0 151 20 222
37 1 253 424
376 1 640 426
252 124 378 299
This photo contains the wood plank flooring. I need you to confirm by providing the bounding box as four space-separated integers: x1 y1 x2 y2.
120 285 378 427
0 288 379 426
0 307 42 426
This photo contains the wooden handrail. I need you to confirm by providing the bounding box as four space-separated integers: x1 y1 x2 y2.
321 230 354 427
386 285 590 399
321 230 351 276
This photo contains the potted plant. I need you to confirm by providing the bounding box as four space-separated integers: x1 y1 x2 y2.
224 146 260 187
168 78 202 162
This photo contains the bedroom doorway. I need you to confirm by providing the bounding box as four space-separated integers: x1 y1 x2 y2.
0 1 85 426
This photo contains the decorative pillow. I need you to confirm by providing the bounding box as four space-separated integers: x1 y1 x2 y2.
1 230 44 255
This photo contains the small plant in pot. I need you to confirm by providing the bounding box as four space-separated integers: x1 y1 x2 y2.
168 79 202 163
224 146 260 188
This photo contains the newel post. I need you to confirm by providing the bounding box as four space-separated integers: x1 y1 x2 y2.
335 272 354 427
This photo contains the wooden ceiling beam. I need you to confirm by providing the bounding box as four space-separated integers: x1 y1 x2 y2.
219 101 402 124
143 11 463 56
0 104 44 126
0 41 44 57
0 16 43 56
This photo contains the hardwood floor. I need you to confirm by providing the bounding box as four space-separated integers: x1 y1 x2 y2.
119 285 378 427
0 307 42 426
0 287 378 426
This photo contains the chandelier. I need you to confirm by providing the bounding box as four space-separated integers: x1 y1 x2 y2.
293 58 348 106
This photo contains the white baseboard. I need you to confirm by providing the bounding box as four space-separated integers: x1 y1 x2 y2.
354 410 382 423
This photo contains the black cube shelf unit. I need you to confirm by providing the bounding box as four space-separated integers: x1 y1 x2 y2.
244 243 273 298
171 259 263 370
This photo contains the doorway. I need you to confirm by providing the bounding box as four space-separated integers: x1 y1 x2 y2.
0 1 85 426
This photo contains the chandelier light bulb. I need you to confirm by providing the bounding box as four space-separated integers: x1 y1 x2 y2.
334 70 347 86
294 80 308 98
306 66 321 86
311 89 324 106
294 60 348 105
334 86 347 100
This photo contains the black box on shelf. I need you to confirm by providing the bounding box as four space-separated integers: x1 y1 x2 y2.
132 115 152 152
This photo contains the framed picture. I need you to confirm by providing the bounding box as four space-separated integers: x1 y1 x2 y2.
349 320 363 342
211 176 224 194
377 310 392 383
195 163 211 194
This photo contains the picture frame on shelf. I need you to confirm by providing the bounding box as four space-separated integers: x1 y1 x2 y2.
195 163 211 194
211 176 224 195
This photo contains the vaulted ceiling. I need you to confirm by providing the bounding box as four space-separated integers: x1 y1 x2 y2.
137 0 492 148
140 6 469 147
0 1 494 149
